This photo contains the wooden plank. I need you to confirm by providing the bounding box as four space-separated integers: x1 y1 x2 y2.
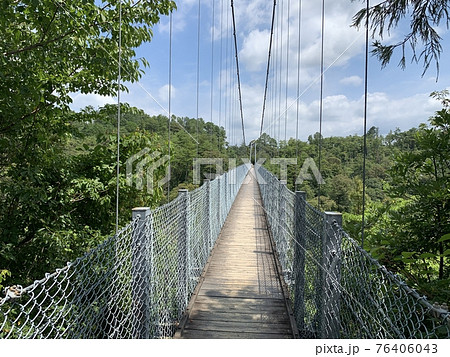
189 309 290 323
175 168 295 339
199 282 281 290
201 278 274 285
197 289 284 299
202 270 278 276
206 262 276 266
191 302 288 315
199 281 281 290
180 330 292 339
181 320 292 334
192 295 286 305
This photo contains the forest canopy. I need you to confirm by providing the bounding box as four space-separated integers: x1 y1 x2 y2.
0 0 448 306
1 97 448 304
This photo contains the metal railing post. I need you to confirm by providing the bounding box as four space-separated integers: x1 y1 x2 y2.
217 176 222 227
131 207 152 339
203 179 212 252
294 191 307 335
319 211 342 338
274 178 280 243
279 180 287 269
224 172 229 214
177 189 190 316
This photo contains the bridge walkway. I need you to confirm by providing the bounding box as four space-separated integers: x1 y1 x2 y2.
175 168 296 339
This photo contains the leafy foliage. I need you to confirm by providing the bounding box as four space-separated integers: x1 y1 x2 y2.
384 92 449 288
255 91 449 302
0 0 176 286
0 97 232 287
0 0 447 308
352 0 449 77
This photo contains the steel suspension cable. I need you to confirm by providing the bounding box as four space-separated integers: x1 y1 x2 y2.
284 0 290 142
196 0 201 158
361 0 370 249
231 19 236 146
219 0 224 151
317 0 325 209
258 29 365 144
260 32 365 141
210 0 215 156
233 64 238 145
230 34 237 146
273 9 279 144
270 62 275 141
167 11 173 202
278 0 283 147
231 0 246 146
273 7 280 145
225 4 230 146
115 0 122 234
272 3 279 147
295 0 302 162
260 0 277 137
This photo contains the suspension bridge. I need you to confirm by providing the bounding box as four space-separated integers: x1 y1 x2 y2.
1 0 449 340
1 165 449 339
175 168 296 339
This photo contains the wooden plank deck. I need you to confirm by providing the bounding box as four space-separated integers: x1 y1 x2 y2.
175 168 296 339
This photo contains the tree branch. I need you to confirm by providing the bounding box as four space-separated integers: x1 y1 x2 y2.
4 28 79 56
4 1 113 57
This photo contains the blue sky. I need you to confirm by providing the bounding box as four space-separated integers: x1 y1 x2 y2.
71 0 450 145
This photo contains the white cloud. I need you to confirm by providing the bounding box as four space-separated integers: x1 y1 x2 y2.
229 0 367 99
158 84 176 103
119 0 450 147
366 92 440 133
240 29 270 72
340 76 363 87
225 0 446 142
70 93 115 111
291 1 364 71
241 90 442 143
158 0 198 34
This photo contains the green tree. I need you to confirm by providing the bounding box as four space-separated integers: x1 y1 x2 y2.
326 174 353 212
0 125 169 286
1 0 175 163
352 0 450 76
0 0 175 285
387 91 449 283
349 177 371 214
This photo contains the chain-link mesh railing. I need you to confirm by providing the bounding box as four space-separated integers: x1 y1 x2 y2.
0 220 138 338
1 164 250 339
255 165 450 339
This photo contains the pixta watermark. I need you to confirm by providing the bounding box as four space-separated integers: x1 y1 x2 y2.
125 148 170 194
125 149 324 192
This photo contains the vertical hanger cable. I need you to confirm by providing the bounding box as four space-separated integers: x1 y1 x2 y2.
196 0 201 158
361 0 370 248
231 0 246 146
260 0 277 137
167 11 173 202
317 0 325 209
115 0 122 234
284 0 290 142
295 0 302 161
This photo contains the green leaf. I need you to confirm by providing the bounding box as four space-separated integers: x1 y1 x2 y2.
418 252 436 259
437 233 450 243
401 251 416 258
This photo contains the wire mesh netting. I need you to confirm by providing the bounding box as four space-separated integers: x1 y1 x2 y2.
255 165 450 339
0 220 138 338
0 164 250 339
